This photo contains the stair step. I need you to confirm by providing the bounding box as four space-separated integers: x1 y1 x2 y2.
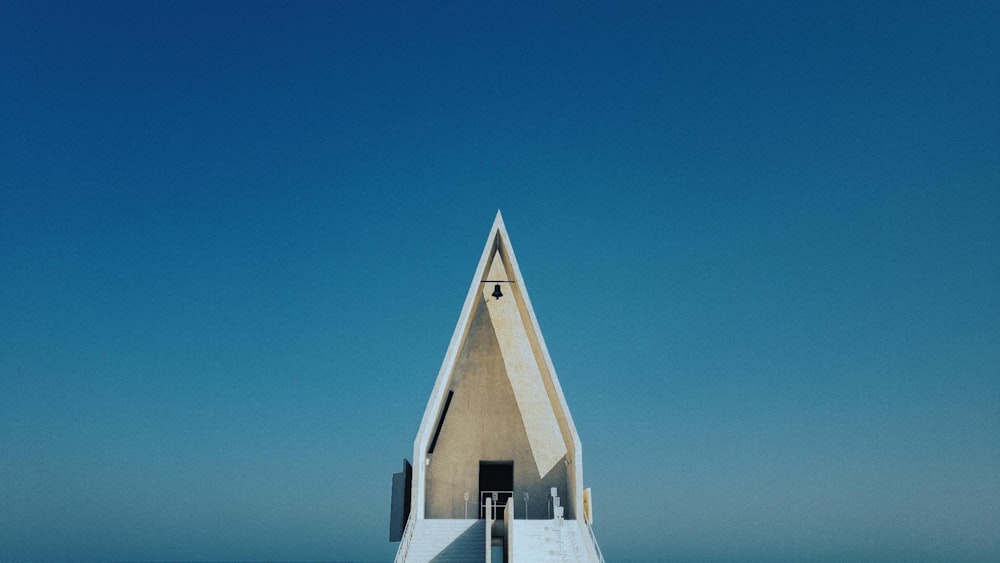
400 519 486 562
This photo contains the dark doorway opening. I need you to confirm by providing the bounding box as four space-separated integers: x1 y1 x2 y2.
479 461 513 519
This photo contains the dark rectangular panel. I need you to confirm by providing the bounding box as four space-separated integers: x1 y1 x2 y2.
388 459 412 542
478 461 513 519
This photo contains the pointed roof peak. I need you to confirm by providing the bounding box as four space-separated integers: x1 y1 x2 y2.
481 210 515 283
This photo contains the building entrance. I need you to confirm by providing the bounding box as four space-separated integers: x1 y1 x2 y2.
478 461 513 519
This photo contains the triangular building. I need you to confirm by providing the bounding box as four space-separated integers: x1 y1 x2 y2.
390 212 603 562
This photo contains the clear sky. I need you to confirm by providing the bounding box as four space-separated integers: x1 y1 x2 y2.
1 1 998 562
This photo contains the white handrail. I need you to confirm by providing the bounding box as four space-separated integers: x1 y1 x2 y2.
392 513 416 563
480 490 513 519
485 496 493 563
586 523 605 563
504 497 514 562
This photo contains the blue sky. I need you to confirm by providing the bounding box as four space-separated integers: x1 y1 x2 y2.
2 1 998 561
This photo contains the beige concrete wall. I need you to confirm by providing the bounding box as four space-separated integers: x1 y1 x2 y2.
425 293 574 519
412 214 586 522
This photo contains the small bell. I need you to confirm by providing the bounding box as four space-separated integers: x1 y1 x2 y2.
491 283 503 299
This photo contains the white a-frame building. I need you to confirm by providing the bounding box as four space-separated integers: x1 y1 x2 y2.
390 212 603 562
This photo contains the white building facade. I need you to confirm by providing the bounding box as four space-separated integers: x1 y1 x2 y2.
390 212 603 562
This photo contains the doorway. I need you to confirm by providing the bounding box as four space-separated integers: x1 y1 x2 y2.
478 461 513 519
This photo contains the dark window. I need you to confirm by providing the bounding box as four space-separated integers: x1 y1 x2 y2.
427 391 454 454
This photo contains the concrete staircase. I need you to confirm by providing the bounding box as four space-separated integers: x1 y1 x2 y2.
511 519 600 562
399 518 486 562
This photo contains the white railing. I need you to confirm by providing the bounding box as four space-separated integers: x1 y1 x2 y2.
586 523 605 563
504 497 514 562
484 496 493 563
480 490 513 519
392 513 415 563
